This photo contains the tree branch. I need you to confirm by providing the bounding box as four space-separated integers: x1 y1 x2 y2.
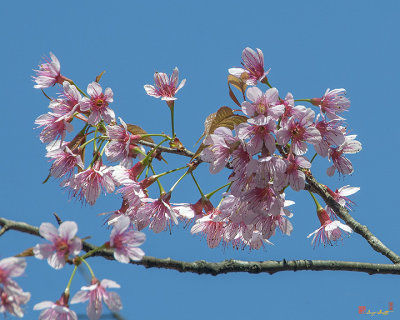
2 217 400 276
304 175 400 264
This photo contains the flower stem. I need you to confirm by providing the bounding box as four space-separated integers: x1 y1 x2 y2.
81 259 95 278
169 102 175 138
142 138 169 165
261 77 273 88
294 99 312 103
150 164 165 194
190 172 205 198
100 141 110 157
80 136 102 149
69 80 88 98
141 133 172 140
308 191 323 211
310 153 318 163
205 182 232 199
65 265 78 295
155 165 189 180
169 171 188 193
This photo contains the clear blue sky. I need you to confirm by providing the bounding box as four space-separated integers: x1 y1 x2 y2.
1 0 399 319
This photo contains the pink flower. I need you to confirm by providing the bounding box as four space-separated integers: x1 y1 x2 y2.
229 47 270 85
276 107 321 155
33 53 67 89
46 143 84 179
70 278 122 320
201 127 240 174
327 135 362 176
0 287 30 318
144 67 186 101
0 257 27 295
64 160 115 205
109 216 146 263
275 154 311 191
311 88 350 120
34 298 77 320
241 87 284 121
241 184 284 217
80 82 115 125
35 111 74 144
237 115 276 155
56 81 83 114
105 118 142 167
174 197 214 220
325 185 360 218
307 207 352 247
314 115 346 157
136 193 179 233
33 221 82 269
191 208 225 248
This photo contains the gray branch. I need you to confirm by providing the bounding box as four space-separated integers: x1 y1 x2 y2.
1 217 400 276
304 175 400 264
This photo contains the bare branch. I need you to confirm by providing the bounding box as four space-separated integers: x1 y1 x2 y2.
2 217 400 276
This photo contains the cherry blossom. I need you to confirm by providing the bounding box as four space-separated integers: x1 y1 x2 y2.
327 135 362 176
229 47 269 85
311 88 350 120
33 221 82 269
191 208 225 248
34 299 77 320
33 53 67 89
241 87 284 121
105 118 142 167
70 278 122 320
46 143 84 179
136 193 179 233
201 127 240 174
109 216 146 263
35 111 74 144
0 257 28 295
0 287 30 318
144 67 186 101
307 207 352 247
80 82 115 125
64 160 115 205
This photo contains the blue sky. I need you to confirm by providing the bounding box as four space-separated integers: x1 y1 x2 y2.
1 0 400 319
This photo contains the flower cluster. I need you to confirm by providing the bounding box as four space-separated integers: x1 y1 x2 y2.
32 49 360 254
192 47 361 248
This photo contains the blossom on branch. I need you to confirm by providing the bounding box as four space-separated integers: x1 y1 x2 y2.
229 47 270 85
311 88 350 120
109 216 146 263
34 298 77 320
70 278 122 320
307 207 352 247
80 82 115 125
63 159 115 205
33 53 68 89
144 67 186 101
33 221 82 269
